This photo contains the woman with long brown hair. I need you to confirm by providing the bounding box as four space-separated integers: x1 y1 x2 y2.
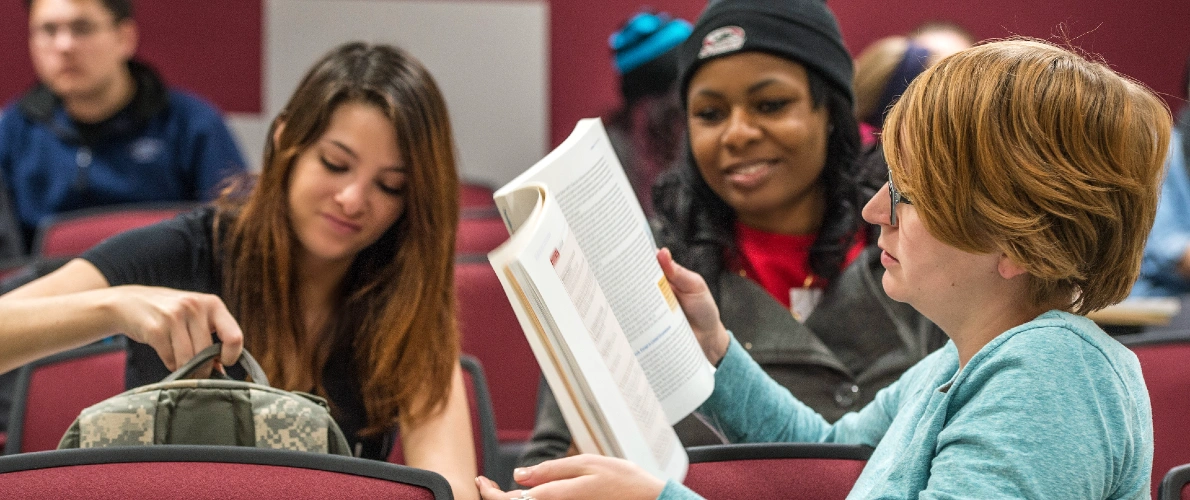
0 42 478 499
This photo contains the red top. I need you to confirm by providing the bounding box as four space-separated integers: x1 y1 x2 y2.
733 222 867 309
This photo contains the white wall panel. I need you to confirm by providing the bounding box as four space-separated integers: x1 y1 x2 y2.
231 0 549 188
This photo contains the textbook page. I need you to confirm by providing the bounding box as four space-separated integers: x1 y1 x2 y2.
494 118 714 424
489 185 687 481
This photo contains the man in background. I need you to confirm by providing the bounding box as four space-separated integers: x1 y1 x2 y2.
0 0 245 254
1133 55 1190 297
0 0 246 435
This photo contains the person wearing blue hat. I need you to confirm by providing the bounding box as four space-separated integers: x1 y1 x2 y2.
604 10 692 215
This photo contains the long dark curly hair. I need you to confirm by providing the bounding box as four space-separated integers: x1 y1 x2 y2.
653 69 877 297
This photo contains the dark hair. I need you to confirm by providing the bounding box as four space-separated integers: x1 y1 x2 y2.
216 42 459 435
25 0 134 22
1182 52 1189 101
654 68 865 295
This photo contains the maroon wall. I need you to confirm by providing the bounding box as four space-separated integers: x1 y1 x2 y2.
1 0 1186 148
0 0 261 114
551 0 1190 147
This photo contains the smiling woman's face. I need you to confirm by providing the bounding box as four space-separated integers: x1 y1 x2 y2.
686 51 831 232
286 101 407 268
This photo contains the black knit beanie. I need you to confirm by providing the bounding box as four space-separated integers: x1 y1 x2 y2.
678 0 854 106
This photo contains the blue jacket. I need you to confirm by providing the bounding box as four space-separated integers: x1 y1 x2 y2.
0 60 246 249
662 311 1152 499
1134 110 1190 297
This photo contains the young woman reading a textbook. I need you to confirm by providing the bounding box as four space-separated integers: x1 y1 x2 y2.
0 42 479 500
479 38 1168 500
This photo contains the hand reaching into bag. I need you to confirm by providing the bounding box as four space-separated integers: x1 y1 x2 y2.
0 259 243 374
109 285 244 370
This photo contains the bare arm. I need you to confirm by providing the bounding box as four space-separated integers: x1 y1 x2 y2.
0 258 243 374
401 362 479 500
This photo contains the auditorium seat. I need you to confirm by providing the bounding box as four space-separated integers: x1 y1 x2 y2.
1117 331 1190 499
683 442 872 499
33 203 195 258
456 209 509 254
460 181 496 209
5 340 127 455
1160 462 1190 500
0 445 451 499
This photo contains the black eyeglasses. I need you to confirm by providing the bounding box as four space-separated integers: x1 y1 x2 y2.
888 170 912 226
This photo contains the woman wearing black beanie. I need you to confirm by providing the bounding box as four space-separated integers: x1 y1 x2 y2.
653 0 947 426
517 0 945 474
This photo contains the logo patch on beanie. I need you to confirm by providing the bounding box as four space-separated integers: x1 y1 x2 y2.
699 26 745 59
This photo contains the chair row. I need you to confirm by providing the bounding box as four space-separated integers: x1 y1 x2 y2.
13 181 497 262
0 336 509 479
0 440 870 499
3 437 1190 499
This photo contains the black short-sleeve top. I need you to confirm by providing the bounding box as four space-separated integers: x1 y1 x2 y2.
81 206 389 459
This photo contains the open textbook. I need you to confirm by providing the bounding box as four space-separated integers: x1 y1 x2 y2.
487 118 715 482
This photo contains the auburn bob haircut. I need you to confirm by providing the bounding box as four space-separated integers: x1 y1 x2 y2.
883 39 1171 314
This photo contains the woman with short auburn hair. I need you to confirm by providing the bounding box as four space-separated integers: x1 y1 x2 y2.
479 38 1169 500
883 39 1168 314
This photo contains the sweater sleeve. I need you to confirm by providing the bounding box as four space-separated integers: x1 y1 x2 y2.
920 328 1151 499
696 333 916 447
657 479 704 500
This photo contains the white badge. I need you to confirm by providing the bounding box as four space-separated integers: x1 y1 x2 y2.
790 287 823 323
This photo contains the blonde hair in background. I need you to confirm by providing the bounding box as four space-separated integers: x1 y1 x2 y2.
883 38 1171 315
853 36 910 123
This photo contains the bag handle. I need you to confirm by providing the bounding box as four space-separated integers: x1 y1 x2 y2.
162 343 270 386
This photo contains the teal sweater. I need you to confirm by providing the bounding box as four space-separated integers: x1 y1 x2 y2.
660 311 1152 499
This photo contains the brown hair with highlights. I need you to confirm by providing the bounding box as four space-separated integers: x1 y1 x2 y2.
215 42 459 434
883 39 1171 314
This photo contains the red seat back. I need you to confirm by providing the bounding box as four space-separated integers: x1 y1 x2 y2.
0 446 451 499
456 210 509 255
1122 337 1190 499
453 258 539 444
460 182 495 209
5 342 127 454
34 203 193 258
683 443 871 500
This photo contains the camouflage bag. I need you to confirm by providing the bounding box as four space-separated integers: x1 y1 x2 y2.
58 344 351 455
